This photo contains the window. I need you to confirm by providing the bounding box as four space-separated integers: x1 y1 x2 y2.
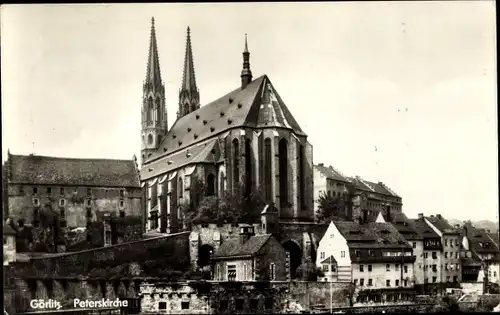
446 276 450 282
323 265 329 272
158 302 167 310
445 252 448 258
330 233 334 239
353 279 358 285
227 265 236 281
395 279 400 286
355 250 360 257
424 252 428 259
386 280 390 287
395 264 399 271
60 209 65 217
278 138 289 206
181 302 190 310
120 190 124 198
60 188 64 195
360 279 364 286
270 263 276 280
119 210 125 218
33 198 40 206
341 251 345 258
33 187 38 194
455 240 459 246
404 265 408 273
413 242 416 248
86 199 91 207
404 279 408 287
47 187 52 194
207 173 216 196
19 186 24 194
59 199 66 207
331 265 336 272
368 279 373 286
86 208 92 218
432 276 437 283
432 252 437 259
455 252 459 259
321 252 325 259
232 139 240 185
445 239 448 246
369 250 374 256
432 265 437 272
264 138 272 201
368 265 372 272
386 264 390 271
87 188 91 196
453 276 458 282
359 265 364 272
445 263 448 271
119 200 124 208
425 278 429 284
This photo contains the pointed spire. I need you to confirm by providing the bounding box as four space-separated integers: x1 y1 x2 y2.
181 26 198 93
241 33 253 89
145 16 162 85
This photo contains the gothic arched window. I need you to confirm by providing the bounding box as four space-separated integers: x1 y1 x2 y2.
232 139 240 188
264 138 272 202
178 177 184 203
184 103 189 115
279 138 288 207
148 97 153 122
147 134 153 145
191 103 196 112
245 138 252 196
299 144 305 209
207 174 215 196
157 135 163 145
156 98 161 122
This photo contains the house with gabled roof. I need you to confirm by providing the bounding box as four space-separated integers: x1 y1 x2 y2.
316 220 416 304
139 19 314 236
211 224 289 281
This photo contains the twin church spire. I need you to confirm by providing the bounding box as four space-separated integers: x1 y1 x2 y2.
141 17 252 162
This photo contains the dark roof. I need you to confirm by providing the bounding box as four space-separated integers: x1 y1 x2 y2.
391 213 423 241
321 255 337 264
213 234 272 259
144 75 305 165
3 223 16 235
7 154 141 188
463 223 499 255
314 164 349 183
347 177 399 197
334 221 411 249
411 219 441 239
425 215 460 234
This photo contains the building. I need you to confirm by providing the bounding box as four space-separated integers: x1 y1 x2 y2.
316 220 416 303
460 222 500 284
411 216 444 295
3 222 17 265
211 225 289 281
424 214 462 285
140 282 210 314
3 152 142 249
384 213 425 287
313 164 350 216
347 176 402 223
139 19 314 234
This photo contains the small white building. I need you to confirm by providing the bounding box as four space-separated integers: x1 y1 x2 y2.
3 223 16 266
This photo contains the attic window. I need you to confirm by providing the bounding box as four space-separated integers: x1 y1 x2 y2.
148 153 152 157
210 127 215 132
167 161 172 165
237 103 242 108
210 149 216 154
173 134 177 139
148 168 153 172
220 112 225 117
196 115 200 119
228 119 233 125
178 141 183 146
203 120 207 125
187 128 191 132
194 134 198 139
186 151 192 158
229 98 233 104
163 148 168 152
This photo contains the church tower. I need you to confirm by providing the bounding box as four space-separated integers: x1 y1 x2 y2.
178 26 200 119
141 17 168 164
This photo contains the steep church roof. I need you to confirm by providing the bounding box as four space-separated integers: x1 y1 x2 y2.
213 234 273 259
7 153 141 188
144 74 306 165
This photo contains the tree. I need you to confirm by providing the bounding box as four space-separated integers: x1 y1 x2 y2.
316 192 348 223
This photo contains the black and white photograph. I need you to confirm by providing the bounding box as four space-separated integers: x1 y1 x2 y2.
1 2 498 314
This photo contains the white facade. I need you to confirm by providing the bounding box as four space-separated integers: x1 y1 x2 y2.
316 221 351 282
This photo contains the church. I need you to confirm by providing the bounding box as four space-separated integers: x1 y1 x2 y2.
139 18 314 234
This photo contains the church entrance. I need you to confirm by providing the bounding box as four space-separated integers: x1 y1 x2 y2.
282 240 302 279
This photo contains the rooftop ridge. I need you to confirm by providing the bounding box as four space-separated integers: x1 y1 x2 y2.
9 153 135 163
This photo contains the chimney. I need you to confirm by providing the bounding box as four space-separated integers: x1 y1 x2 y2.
239 225 255 245
436 214 442 219
318 163 324 167
418 213 424 220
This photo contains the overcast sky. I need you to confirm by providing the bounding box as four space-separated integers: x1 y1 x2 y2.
1 3 497 222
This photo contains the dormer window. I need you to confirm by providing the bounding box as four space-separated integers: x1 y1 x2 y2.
196 115 200 119
187 128 191 132
203 120 207 125
228 119 233 125
228 98 233 104
194 134 198 139
210 127 215 132
179 141 183 146
220 112 225 117
163 148 168 152
33 198 40 207
173 134 177 139
237 103 242 108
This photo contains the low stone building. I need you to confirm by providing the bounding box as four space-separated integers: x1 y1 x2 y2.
3 152 143 250
211 224 289 281
139 282 210 314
